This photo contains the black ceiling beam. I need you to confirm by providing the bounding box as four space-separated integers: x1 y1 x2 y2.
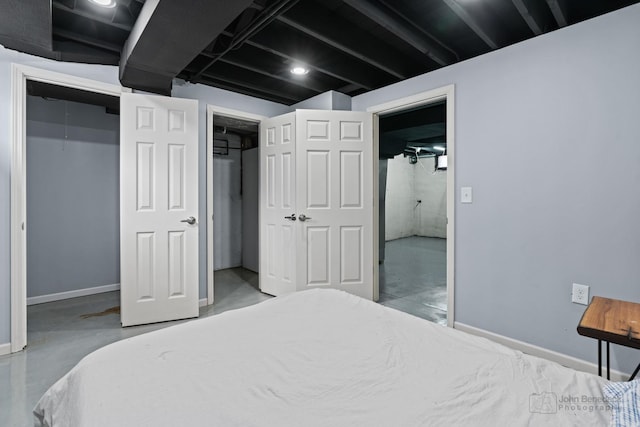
278 16 405 80
53 28 122 53
121 0 253 95
270 1 418 79
191 0 300 81
52 2 131 32
197 40 332 94
245 22 392 91
218 57 325 94
342 0 457 66
190 61 317 102
244 38 372 91
511 0 543 35
441 0 500 50
195 74 299 105
546 0 568 27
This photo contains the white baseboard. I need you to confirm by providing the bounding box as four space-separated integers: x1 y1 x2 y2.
454 322 629 382
27 283 121 306
199 298 208 307
0 342 10 356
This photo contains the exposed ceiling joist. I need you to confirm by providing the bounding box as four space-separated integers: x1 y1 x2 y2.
441 0 500 50
53 28 122 53
52 2 132 32
243 35 379 91
546 0 568 27
196 75 298 105
342 0 457 66
278 15 407 80
217 57 324 94
511 0 543 35
191 0 299 81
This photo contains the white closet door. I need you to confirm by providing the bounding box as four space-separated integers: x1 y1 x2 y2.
120 93 199 326
295 110 373 299
259 112 297 296
259 110 374 300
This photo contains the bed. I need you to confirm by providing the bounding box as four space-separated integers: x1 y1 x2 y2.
34 289 615 426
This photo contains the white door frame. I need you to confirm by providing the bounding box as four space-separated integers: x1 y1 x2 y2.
367 85 456 327
205 105 265 304
10 64 129 353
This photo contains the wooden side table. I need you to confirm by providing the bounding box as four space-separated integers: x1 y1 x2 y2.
577 296 640 380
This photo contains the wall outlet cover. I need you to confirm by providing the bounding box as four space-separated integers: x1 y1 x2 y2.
572 283 590 305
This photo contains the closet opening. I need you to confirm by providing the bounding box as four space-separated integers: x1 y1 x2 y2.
25 81 121 345
210 114 261 303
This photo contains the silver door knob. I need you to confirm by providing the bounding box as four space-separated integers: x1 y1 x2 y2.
298 214 311 222
180 216 196 225
284 214 297 221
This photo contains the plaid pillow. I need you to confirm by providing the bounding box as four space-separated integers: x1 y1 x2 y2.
603 379 640 426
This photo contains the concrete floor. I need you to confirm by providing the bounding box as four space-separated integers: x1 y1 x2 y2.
0 267 270 427
378 236 447 325
1 249 446 427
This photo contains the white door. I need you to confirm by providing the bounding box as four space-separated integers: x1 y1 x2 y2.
259 110 373 299
120 93 199 326
259 112 297 296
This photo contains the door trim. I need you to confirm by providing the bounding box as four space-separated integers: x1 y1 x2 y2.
205 105 265 305
10 64 128 352
367 85 456 327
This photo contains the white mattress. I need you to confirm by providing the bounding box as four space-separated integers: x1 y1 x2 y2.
34 289 610 426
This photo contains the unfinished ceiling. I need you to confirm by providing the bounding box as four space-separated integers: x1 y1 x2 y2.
2 0 639 104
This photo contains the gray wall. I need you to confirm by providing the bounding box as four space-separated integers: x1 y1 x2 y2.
26 97 120 297
242 148 259 272
355 4 640 374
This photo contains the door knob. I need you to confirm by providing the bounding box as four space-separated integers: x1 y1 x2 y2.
298 214 311 222
180 216 196 225
284 214 297 221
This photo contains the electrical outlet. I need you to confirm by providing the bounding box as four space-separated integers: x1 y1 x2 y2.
572 283 590 305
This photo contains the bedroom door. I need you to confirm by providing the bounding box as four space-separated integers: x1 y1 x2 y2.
120 93 199 326
259 112 297 296
260 110 373 300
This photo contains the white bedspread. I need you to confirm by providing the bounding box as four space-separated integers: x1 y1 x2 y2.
34 289 610 426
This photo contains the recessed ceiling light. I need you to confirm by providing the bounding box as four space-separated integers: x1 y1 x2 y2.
290 66 309 75
88 0 117 8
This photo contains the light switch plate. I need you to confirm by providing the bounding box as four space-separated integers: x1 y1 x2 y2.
461 187 473 203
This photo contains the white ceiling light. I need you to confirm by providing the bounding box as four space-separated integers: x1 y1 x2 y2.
88 0 117 8
290 66 309 75
433 145 445 151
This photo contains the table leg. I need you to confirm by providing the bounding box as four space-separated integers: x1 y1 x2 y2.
607 341 610 380
598 339 602 377
630 363 640 381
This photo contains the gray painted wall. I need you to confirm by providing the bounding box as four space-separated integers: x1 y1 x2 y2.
289 90 352 111
242 148 259 272
26 96 120 297
355 4 640 374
